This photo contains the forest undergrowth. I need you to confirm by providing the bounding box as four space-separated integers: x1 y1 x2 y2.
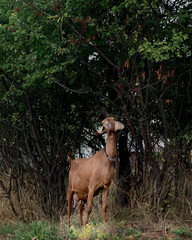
0 175 192 240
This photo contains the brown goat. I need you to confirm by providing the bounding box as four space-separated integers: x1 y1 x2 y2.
67 117 124 226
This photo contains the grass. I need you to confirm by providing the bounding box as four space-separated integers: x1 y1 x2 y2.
0 218 192 239
1 199 191 240
0 221 63 240
0 177 192 239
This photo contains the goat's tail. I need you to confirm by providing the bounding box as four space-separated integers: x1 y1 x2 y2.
68 152 74 161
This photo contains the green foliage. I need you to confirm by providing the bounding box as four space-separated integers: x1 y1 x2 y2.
138 31 188 62
0 221 63 240
173 227 192 239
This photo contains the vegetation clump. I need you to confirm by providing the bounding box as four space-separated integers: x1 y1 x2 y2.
0 0 191 239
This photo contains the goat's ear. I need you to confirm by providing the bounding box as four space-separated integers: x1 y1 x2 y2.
115 121 125 131
97 126 104 134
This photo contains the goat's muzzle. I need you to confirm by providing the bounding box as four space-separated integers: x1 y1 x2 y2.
105 121 112 130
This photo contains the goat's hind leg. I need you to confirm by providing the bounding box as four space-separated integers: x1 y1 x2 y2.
67 188 73 227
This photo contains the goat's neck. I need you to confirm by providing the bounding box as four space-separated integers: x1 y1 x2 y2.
105 131 117 159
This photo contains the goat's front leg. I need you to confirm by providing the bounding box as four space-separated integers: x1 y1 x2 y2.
79 200 85 226
85 189 94 225
67 188 73 227
102 188 109 223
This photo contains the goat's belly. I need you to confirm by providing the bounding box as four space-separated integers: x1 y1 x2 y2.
74 191 88 201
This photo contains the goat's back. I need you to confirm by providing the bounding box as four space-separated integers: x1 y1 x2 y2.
69 150 103 179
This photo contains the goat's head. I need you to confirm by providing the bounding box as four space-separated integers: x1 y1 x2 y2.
97 117 124 134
